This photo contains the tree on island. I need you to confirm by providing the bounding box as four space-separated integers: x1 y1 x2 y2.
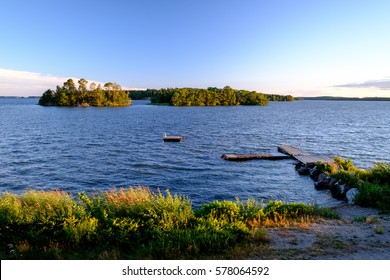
38 78 131 107
128 87 294 106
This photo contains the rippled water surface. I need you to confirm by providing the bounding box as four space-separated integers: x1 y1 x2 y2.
1 98 389 206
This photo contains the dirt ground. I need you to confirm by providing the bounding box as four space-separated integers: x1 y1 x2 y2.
249 203 390 260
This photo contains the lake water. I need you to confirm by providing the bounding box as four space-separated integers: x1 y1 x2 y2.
1 98 389 207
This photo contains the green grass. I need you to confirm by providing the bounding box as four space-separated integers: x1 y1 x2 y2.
316 158 390 212
0 188 337 259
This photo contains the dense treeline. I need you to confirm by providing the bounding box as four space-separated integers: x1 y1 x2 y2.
128 89 160 100
301 96 390 101
267 94 295 101
128 86 294 106
135 88 175 104
39 78 131 107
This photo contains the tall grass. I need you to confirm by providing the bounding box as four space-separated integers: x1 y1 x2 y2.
0 187 337 259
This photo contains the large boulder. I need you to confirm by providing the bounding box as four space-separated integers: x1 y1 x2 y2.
317 173 329 182
346 188 359 204
309 166 321 180
328 177 338 188
314 173 331 190
330 182 348 200
297 164 310 175
295 162 304 170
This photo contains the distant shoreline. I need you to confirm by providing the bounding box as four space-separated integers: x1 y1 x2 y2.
296 96 390 101
2 95 390 102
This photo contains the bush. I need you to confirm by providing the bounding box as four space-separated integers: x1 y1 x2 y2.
0 190 98 247
332 170 360 188
0 193 23 224
237 199 265 221
0 188 337 259
316 162 338 175
329 158 390 212
196 200 240 222
334 157 358 172
80 187 194 231
262 200 339 221
369 162 390 186
355 182 390 211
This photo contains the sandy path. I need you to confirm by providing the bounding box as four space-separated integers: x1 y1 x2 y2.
249 204 390 260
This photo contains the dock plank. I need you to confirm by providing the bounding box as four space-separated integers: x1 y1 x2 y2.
221 153 291 161
277 145 311 156
295 155 333 165
278 145 333 165
222 145 333 165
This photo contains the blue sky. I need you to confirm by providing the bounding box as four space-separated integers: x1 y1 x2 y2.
1 0 390 97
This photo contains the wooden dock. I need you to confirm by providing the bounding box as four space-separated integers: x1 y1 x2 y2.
221 153 291 161
277 145 311 157
277 145 333 165
221 145 333 165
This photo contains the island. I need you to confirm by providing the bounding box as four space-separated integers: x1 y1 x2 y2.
128 86 294 106
38 78 131 107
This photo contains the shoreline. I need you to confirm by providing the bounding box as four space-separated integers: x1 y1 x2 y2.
1 189 389 259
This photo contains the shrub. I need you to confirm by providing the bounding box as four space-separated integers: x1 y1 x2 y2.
62 217 99 244
263 201 308 219
196 200 240 222
0 193 24 224
92 187 193 231
237 199 265 221
316 162 338 175
0 188 338 259
332 170 360 188
21 190 81 223
0 190 99 247
262 201 339 221
329 158 390 211
355 182 390 211
334 157 358 172
369 162 390 186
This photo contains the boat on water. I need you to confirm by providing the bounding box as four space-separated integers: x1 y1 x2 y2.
163 133 184 142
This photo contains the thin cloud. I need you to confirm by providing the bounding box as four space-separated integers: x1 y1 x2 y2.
335 79 390 90
0 68 65 96
0 68 115 96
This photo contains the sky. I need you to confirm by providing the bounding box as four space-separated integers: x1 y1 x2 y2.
1 0 390 97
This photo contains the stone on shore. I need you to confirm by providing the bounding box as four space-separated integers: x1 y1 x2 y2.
314 173 331 190
330 182 348 200
309 166 322 180
346 188 359 204
297 164 310 175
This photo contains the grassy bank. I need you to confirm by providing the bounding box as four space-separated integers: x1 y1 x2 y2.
317 158 390 212
0 187 337 259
